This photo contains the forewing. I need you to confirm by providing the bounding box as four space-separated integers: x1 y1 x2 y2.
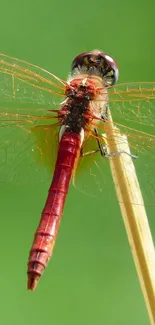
0 54 65 184
75 82 155 206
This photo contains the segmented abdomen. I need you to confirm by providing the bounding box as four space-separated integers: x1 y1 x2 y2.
27 131 81 290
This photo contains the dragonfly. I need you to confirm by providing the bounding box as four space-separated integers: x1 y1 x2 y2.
0 50 155 291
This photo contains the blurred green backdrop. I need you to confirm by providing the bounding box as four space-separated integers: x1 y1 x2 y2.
0 0 155 324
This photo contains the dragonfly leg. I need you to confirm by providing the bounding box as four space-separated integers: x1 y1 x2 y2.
80 148 100 157
104 150 138 160
92 128 138 160
80 145 138 160
81 127 137 160
81 128 107 157
94 128 107 157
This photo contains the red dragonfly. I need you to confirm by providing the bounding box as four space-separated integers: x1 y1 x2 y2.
0 50 155 291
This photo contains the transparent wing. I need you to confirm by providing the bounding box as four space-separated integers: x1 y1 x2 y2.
74 126 155 207
0 53 66 183
108 82 155 128
108 83 155 206
0 53 66 105
75 83 155 206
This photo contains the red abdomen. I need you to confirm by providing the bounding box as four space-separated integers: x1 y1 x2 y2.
27 131 81 290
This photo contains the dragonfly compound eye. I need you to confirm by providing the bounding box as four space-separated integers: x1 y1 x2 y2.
71 50 119 87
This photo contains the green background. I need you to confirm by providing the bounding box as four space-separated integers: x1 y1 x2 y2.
0 0 155 324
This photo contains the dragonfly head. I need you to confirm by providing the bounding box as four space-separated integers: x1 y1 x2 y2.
71 50 119 87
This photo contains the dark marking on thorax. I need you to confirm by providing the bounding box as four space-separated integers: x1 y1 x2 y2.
59 82 95 133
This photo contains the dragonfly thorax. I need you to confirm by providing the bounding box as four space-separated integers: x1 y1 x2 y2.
60 97 92 134
58 78 96 134
59 76 108 134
